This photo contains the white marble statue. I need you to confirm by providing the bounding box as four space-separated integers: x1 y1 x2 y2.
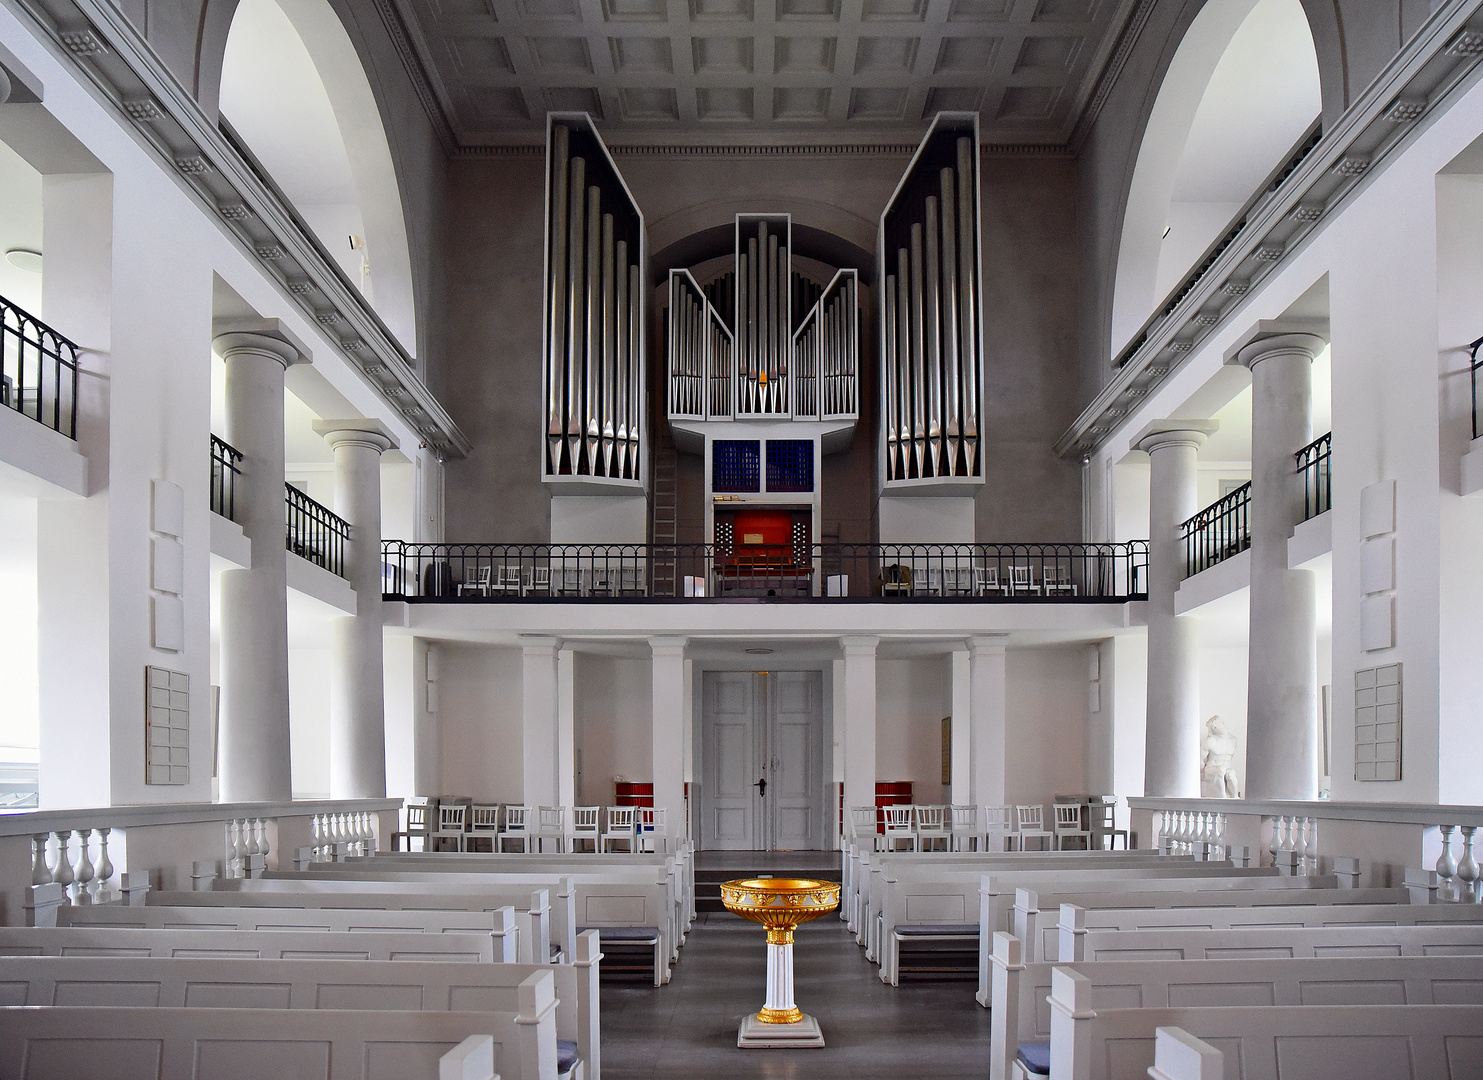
1200 715 1240 799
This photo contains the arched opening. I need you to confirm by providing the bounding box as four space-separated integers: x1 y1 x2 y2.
218 0 419 356
1110 0 1320 356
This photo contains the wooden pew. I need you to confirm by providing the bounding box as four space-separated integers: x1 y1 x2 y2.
1044 965 1483 1080
1065 920 1483 961
59 904 518 960
987 931 1483 1080
0 926 499 962
0 929 602 1080
0 969 560 1080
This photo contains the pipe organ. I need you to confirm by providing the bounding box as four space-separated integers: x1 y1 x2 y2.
879 113 983 485
666 215 859 425
543 114 645 485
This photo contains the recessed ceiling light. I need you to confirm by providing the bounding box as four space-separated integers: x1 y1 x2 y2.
745 647 773 655
5 249 42 273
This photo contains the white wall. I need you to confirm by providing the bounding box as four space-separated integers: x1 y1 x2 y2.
0 489 38 756
436 643 523 802
288 644 331 798
1005 646 1088 807
875 656 951 801
574 653 652 806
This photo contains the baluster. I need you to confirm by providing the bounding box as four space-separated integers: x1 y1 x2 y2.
224 820 240 879
355 812 368 856
71 829 94 903
335 813 348 859
93 828 114 901
1292 817 1308 875
1267 816 1281 867
1158 811 1170 854
1305 818 1320 875
50 831 74 893
241 817 259 860
1457 827 1479 904
1437 825 1459 902
1215 813 1228 855
309 815 322 861
256 820 270 868
31 835 50 886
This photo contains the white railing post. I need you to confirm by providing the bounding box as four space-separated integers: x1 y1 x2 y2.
71 828 94 904
50 830 74 897
93 828 114 902
1457 826 1479 903
1437 824 1459 901
31 835 50 886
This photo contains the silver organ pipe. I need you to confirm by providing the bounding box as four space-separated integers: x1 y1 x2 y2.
543 116 645 482
879 113 984 483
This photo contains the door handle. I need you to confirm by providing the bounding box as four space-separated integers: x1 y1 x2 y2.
754 777 767 798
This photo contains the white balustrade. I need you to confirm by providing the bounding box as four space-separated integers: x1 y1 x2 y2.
1457 826 1479 903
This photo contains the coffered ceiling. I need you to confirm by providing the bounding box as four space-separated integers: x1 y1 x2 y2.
391 0 1143 146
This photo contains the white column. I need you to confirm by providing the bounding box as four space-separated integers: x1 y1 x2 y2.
1230 329 1325 800
765 941 796 1014
840 636 878 816
214 322 308 803
1135 421 1216 798
651 637 687 835
950 645 971 803
415 641 441 796
558 645 576 808
522 637 561 807
315 420 398 799
968 636 1007 807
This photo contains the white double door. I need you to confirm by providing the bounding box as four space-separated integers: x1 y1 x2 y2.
700 670 825 851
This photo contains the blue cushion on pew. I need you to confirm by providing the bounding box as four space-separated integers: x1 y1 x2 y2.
557 1039 579 1074
1016 1041 1051 1076
893 923 979 936
579 925 661 942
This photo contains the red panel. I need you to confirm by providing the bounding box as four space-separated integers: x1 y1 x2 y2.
731 509 795 547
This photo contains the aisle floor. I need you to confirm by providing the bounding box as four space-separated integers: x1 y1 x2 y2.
600 911 991 1079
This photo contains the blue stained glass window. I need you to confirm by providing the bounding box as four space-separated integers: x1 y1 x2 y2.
766 439 814 492
713 440 761 492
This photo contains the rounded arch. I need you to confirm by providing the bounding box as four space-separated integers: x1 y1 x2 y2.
213 0 418 356
649 223 874 288
1109 0 1320 356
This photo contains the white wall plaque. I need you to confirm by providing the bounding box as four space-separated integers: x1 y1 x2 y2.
1360 594 1394 652
146 665 190 785
1354 663 1401 782
1360 536 1394 594
1360 479 1395 538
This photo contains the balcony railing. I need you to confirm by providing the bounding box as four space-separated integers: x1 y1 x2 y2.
1296 431 1331 521
1 293 79 440
380 541 1149 602
1182 483 1251 578
286 485 348 578
1471 336 1483 441
210 435 243 521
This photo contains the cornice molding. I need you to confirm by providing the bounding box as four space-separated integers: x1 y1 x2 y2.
369 0 456 155
449 141 1075 160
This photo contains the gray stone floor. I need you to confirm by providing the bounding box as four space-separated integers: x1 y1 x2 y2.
600 911 991 1079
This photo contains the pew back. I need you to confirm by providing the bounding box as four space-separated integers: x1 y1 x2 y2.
0 926 499 962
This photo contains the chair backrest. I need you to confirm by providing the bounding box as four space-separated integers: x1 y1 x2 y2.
498 565 522 587
570 806 600 833
501 805 530 833
1053 803 1084 832
883 805 913 832
537 806 565 832
469 804 500 831
949 805 978 832
1015 804 1044 831
531 566 551 587
849 806 879 837
560 567 580 589
911 566 928 589
638 806 666 832
405 803 428 831
975 565 998 587
983 805 1013 832
1086 800 1116 830
604 806 636 832
914 804 948 832
1010 565 1033 589
438 804 467 831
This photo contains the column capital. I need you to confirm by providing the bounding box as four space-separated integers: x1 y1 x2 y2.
212 318 311 369
313 418 400 454
839 635 879 656
1223 319 1328 370
649 636 687 658
966 634 1007 657
1134 419 1218 456
520 635 562 657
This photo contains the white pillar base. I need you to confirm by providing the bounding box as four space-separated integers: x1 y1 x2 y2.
737 1013 825 1049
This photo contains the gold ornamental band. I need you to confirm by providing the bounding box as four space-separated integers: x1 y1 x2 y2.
757 1006 805 1025
766 927 794 946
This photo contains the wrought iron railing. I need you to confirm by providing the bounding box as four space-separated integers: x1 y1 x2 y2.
1296 431 1331 521
210 435 243 521
379 541 1149 602
1182 484 1251 578
1471 336 1483 441
1 293 79 439
286 485 348 578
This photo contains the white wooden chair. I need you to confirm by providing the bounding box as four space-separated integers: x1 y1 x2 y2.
588 566 614 595
430 802 469 852
1043 565 1077 596
1008 565 1039 595
636 806 668 852
1012 803 1053 851
567 806 600 853
974 564 1004 596
911 565 931 595
524 566 552 596
983 804 1015 851
489 565 523 595
849 806 882 852
1088 796 1129 850
619 565 646 596
499 804 532 852
456 566 492 597
949 805 980 851
391 799 431 851
1053 801 1093 849
602 806 637 852
555 566 583 596
882 805 916 851
942 565 973 596
913 804 951 851
467 803 501 853
535 805 566 853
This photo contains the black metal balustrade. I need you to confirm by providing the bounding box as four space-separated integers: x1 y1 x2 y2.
1 293 79 439
1296 431 1331 521
210 435 243 521
380 541 1149 602
1471 336 1483 440
1182 483 1251 578
286 485 349 578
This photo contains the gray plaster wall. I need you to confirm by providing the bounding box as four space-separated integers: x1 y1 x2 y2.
439 148 1085 544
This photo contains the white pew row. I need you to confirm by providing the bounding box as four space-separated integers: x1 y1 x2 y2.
58 905 518 960
988 931 1483 1080
0 932 601 1080
1044 967 1483 1080
0 926 500 962
0 973 558 1080
1146 1027 1222 1080
146 887 558 970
